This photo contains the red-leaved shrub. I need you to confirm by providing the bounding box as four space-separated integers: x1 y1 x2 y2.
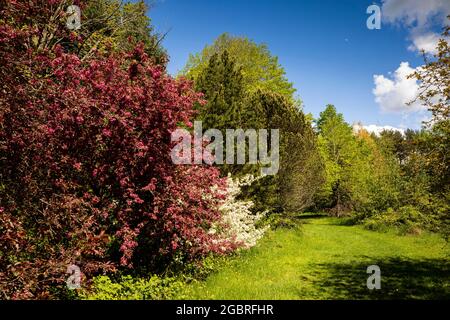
0 1 236 299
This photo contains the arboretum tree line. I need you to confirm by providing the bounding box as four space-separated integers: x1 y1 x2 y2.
0 1 448 299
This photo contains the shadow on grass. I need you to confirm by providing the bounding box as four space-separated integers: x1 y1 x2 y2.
302 257 450 299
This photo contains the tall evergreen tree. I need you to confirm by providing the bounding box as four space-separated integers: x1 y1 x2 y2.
246 90 324 213
194 52 324 213
195 50 246 130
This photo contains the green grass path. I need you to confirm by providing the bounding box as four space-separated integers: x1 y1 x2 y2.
188 216 450 299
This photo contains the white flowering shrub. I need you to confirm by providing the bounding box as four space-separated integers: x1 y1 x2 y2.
211 174 269 249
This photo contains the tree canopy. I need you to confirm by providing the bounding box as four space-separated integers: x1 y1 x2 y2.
183 33 298 104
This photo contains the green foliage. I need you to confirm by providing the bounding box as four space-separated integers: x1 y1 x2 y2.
195 50 247 130
314 105 361 215
193 50 324 214
80 0 167 63
218 90 324 213
193 50 260 176
407 20 450 239
314 105 403 218
263 213 303 230
371 124 450 237
363 206 433 235
246 90 324 213
81 275 189 300
356 130 402 214
183 33 298 103
81 253 242 300
378 130 407 163
409 17 449 121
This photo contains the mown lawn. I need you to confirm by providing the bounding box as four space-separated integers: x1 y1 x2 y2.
186 214 450 299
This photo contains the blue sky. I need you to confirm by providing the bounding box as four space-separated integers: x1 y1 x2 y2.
147 0 449 131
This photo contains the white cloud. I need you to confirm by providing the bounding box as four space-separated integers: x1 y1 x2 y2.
381 0 450 54
352 122 405 136
407 33 440 54
372 62 426 113
382 0 450 29
363 124 405 136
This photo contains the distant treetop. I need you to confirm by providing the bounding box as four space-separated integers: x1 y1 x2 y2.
182 33 298 105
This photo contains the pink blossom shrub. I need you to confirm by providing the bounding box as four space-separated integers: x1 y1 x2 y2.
0 0 237 299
